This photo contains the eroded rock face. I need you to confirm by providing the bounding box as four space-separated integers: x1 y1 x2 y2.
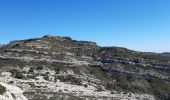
0 82 28 100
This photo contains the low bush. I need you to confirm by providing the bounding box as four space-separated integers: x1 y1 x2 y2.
0 84 6 95
148 77 170 100
57 75 82 85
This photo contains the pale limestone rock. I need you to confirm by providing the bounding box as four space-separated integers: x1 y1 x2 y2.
0 82 28 100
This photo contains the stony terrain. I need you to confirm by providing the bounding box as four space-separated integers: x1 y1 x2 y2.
0 35 170 100
0 82 28 100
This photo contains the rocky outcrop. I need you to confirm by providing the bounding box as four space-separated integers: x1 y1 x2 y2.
0 82 28 100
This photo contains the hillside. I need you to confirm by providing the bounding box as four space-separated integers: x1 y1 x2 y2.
0 35 170 100
162 52 170 57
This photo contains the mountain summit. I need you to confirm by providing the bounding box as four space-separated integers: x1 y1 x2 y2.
0 35 170 100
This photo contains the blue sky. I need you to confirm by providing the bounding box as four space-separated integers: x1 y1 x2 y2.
0 0 170 52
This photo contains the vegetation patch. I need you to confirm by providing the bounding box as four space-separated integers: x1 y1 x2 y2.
0 84 6 95
148 77 170 100
87 66 112 83
57 75 82 85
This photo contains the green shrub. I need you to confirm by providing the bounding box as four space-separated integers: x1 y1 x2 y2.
9 69 25 79
0 84 6 95
87 66 112 83
36 66 43 70
148 77 170 100
44 75 50 81
57 75 82 85
84 84 88 88
105 83 115 91
110 73 150 93
15 72 25 79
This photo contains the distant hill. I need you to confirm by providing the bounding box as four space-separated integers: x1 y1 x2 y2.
162 52 170 57
0 35 170 100
0 44 3 48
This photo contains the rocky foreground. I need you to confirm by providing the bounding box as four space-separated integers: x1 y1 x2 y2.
0 72 155 100
0 82 27 100
0 35 170 100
